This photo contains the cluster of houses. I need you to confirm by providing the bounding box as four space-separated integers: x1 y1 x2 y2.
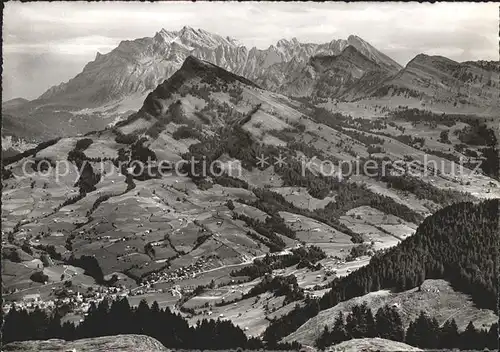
3 286 130 319
131 284 195 297
141 257 211 288
168 284 197 297
2 293 55 315
130 257 213 297
304 289 323 299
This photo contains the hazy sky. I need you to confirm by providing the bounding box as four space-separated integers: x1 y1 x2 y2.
3 1 498 101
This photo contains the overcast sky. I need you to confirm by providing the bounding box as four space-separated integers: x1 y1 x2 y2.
3 1 498 101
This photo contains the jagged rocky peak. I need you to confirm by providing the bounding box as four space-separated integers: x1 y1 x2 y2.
225 35 243 47
346 34 402 72
347 34 365 45
34 27 403 110
178 25 201 40
276 37 300 47
154 28 178 43
276 38 289 47
176 25 240 48
180 25 195 32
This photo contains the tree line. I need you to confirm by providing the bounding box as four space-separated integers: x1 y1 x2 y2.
232 212 295 252
232 246 326 279
380 174 475 206
244 274 305 305
2 297 300 350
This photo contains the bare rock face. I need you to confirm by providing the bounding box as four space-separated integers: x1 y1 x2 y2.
35 27 401 108
274 45 393 98
326 338 423 352
2 334 168 352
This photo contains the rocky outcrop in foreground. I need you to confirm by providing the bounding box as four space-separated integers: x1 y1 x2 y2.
326 338 422 352
2 334 168 352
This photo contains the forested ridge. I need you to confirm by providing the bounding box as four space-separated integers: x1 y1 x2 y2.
315 302 498 350
263 199 499 345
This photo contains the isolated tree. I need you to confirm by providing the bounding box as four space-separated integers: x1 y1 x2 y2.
226 199 235 211
30 271 49 283
439 130 450 144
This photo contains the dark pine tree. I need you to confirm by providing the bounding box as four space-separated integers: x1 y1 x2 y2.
330 311 348 345
405 311 439 349
46 312 63 339
134 299 151 335
3 307 22 343
486 322 499 350
375 305 404 342
315 326 330 350
110 297 134 335
345 303 376 338
60 321 77 341
459 321 481 350
438 318 459 349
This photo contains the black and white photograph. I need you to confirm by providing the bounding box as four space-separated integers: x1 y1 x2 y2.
1 2 499 351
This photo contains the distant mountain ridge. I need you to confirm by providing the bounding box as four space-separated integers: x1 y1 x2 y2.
3 26 499 144
369 54 500 111
19 26 499 111
2 98 30 109
36 27 402 107
272 45 394 98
